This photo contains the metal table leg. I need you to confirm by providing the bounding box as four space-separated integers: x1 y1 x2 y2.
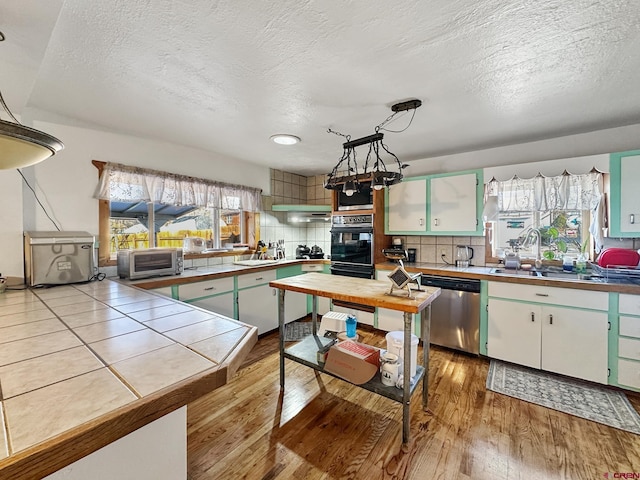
311 295 318 335
278 288 285 389
422 304 431 410
402 311 412 444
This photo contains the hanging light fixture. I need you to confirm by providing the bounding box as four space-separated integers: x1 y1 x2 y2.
0 32 64 170
324 99 421 192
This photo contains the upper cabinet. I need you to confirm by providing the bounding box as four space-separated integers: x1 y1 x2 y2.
385 170 483 235
610 150 640 236
385 177 428 233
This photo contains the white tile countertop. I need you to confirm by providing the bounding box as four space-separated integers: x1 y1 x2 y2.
0 279 257 478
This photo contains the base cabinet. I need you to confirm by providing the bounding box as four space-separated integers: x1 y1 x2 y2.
238 285 278 335
487 282 608 384
191 292 235 320
615 294 640 391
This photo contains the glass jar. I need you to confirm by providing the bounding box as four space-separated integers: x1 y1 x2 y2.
575 253 587 274
562 255 574 272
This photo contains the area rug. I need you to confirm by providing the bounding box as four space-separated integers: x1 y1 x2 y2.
283 321 314 341
486 360 640 435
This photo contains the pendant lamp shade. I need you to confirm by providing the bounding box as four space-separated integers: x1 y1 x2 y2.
0 119 64 169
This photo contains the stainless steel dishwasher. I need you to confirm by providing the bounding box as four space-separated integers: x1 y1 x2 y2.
420 275 481 354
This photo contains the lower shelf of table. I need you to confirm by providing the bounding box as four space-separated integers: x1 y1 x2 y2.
283 335 425 403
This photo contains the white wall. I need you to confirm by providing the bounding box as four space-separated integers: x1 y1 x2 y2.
0 121 270 277
403 124 640 177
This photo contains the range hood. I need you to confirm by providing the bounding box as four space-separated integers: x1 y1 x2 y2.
272 204 331 223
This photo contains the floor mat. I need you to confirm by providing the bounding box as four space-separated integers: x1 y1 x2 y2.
486 360 640 435
283 321 314 341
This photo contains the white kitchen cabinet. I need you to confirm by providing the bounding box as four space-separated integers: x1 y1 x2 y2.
149 286 174 298
615 293 640 391
487 282 608 384
487 298 542 369
385 170 482 235
178 276 236 319
610 150 640 236
237 284 278 335
284 288 308 323
191 292 235 320
386 177 428 233
429 172 479 233
178 276 235 302
376 307 417 333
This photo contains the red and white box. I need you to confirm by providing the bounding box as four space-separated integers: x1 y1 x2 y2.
323 340 380 384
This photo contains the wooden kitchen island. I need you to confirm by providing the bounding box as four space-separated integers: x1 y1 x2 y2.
269 272 441 444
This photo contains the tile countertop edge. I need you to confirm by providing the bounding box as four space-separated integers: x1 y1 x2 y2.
375 262 640 294
0 364 228 480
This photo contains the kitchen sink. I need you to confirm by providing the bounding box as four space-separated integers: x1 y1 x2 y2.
490 267 590 280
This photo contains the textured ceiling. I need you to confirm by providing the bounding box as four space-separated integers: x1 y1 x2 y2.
2 0 640 175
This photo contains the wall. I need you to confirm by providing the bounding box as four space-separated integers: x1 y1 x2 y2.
0 121 270 278
403 124 640 177
260 170 332 259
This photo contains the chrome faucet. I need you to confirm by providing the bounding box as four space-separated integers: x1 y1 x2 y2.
522 227 543 269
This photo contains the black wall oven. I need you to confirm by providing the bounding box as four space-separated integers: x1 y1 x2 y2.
330 214 374 279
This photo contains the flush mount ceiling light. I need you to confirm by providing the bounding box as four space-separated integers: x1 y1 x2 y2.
270 134 301 145
324 99 421 192
0 32 64 170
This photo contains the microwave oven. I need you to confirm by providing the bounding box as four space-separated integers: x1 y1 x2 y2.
336 181 373 211
117 248 183 280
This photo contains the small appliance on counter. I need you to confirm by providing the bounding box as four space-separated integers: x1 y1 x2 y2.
296 244 311 259
455 245 474 268
117 248 183 280
504 251 521 269
24 231 95 287
309 245 324 259
183 236 206 254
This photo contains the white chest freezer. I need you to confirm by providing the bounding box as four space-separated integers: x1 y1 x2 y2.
24 231 94 287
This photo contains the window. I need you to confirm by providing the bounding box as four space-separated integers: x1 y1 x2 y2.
493 209 589 260
484 171 605 261
94 161 261 265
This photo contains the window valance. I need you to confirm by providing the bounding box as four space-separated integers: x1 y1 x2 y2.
94 162 262 212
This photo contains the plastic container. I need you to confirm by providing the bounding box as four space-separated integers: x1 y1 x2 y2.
562 255 574 272
345 315 357 338
385 331 419 377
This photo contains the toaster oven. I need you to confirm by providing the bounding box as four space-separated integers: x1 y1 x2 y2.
117 248 183 280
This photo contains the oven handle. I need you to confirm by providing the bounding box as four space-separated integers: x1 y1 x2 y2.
330 226 374 234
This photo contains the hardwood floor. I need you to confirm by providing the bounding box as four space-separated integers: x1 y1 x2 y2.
187 326 640 480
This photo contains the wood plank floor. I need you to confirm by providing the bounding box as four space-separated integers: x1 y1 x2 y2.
187 326 640 480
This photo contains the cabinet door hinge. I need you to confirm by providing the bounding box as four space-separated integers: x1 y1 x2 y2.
476 178 479 186
486 305 489 312
608 368 611 378
608 321 611 331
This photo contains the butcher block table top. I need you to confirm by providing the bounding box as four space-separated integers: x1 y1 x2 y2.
269 272 441 314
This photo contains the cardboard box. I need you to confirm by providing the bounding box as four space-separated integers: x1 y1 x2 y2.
323 340 380 384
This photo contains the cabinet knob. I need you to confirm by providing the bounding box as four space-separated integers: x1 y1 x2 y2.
434 218 439 227
255 277 263 281
535 293 549 297
204 286 215 291
419 218 424 226
549 314 553 325
531 312 535 322
631 213 636 225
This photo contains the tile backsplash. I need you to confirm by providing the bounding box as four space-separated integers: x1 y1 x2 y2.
261 170 332 259
394 235 487 266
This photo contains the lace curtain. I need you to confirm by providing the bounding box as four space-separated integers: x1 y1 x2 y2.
94 162 262 212
485 170 606 252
